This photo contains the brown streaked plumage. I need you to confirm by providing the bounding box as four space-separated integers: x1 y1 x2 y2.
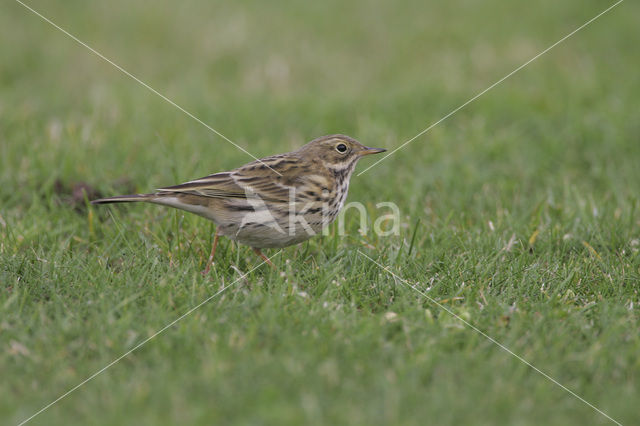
92 134 385 271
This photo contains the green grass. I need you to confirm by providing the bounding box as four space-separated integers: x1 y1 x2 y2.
2 0 639 424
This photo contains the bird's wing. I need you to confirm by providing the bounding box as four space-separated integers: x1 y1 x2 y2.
157 171 248 199
156 155 326 203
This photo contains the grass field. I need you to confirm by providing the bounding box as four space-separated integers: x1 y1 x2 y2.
2 0 639 424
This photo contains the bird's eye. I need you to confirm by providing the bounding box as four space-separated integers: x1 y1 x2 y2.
336 143 348 153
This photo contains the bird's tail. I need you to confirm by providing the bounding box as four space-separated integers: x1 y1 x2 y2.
91 192 218 222
91 194 155 204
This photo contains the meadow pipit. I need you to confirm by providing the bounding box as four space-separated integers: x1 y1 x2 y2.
92 134 385 271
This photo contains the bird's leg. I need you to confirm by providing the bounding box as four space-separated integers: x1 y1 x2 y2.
202 228 220 275
252 247 275 268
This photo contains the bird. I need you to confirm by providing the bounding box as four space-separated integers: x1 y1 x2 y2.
91 134 386 272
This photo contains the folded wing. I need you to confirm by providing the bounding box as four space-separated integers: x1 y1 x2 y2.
156 155 314 204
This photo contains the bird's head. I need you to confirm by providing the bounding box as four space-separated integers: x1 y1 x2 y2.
298 134 386 174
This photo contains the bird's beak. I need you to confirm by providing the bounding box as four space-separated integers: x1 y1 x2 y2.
360 146 387 156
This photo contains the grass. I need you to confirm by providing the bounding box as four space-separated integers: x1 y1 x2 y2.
1 0 639 424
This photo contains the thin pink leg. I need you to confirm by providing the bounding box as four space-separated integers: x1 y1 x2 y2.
252 247 275 268
202 229 220 275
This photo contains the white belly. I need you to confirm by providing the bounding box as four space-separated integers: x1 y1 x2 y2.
220 212 327 248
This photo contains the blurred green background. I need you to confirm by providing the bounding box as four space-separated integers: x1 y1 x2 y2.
1 0 639 425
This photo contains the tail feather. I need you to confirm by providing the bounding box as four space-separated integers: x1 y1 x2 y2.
92 192 219 222
91 194 154 204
